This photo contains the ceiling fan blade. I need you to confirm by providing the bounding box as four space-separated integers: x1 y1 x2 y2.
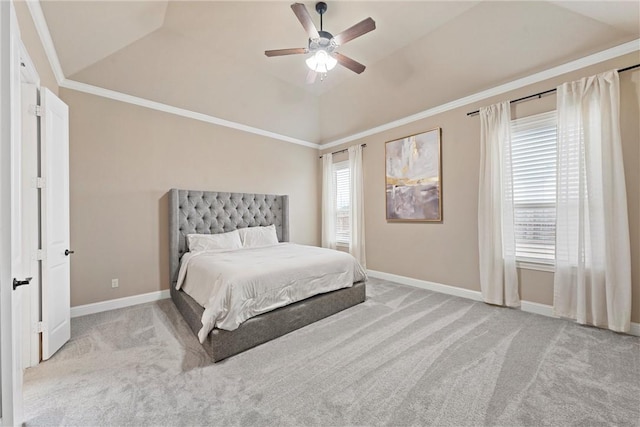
291 3 320 40
265 48 308 57
333 17 376 46
306 69 317 84
333 52 366 74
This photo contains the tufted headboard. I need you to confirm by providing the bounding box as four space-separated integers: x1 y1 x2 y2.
168 189 289 285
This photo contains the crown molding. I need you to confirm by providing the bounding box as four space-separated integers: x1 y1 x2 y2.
320 38 640 149
24 0 319 149
25 0 638 152
61 79 320 149
24 0 64 86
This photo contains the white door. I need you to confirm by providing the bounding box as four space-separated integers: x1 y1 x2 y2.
40 88 71 360
1 1 25 425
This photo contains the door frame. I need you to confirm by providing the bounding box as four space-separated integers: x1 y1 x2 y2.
19 40 40 369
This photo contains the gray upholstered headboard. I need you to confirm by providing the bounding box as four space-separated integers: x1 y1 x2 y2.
169 189 289 285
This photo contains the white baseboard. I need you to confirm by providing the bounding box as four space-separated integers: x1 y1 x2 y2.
367 269 484 302
70 290 170 318
520 300 555 318
367 269 640 337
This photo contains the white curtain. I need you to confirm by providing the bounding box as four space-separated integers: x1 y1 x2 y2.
554 70 631 332
348 145 366 267
478 101 520 307
321 153 337 250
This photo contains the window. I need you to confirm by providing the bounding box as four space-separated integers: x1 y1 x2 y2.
510 111 557 265
334 161 350 245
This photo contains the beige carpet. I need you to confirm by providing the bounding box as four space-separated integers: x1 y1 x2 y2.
23 278 640 426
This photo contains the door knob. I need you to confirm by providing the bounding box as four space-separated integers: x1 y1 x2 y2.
64 249 75 256
13 277 32 290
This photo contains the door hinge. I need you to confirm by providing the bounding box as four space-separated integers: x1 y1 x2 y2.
36 321 45 333
35 249 45 261
29 104 42 117
35 177 45 188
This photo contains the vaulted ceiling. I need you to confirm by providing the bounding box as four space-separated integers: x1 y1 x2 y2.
39 1 640 144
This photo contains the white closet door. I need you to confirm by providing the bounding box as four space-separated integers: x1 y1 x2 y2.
40 87 71 360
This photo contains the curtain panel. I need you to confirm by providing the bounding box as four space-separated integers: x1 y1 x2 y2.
321 153 337 250
554 70 631 332
478 101 520 307
348 145 366 267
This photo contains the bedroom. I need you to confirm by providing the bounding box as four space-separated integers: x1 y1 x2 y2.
1 0 639 425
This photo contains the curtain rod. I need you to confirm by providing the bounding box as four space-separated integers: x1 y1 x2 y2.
466 63 640 117
318 143 367 159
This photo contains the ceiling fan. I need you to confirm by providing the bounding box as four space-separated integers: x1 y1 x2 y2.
265 2 376 83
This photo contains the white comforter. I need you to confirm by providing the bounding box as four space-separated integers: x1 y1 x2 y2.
176 243 367 343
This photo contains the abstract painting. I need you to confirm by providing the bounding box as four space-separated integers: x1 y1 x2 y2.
385 128 442 221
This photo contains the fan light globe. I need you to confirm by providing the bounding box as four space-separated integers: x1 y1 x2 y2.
306 50 337 73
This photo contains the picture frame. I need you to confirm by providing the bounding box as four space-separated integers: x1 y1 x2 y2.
385 128 442 222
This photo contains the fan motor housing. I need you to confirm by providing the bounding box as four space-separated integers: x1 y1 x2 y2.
309 30 336 53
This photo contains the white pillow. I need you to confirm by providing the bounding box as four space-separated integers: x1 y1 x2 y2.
187 230 242 252
238 225 279 248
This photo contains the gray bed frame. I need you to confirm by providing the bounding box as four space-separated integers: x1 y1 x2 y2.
169 188 366 362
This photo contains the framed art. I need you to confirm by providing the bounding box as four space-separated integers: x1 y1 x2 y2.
385 128 442 222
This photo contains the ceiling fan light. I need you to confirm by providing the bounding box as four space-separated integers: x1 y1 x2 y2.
306 50 337 72
305 55 319 71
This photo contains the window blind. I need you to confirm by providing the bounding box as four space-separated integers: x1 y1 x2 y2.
510 110 557 263
334 162 350 244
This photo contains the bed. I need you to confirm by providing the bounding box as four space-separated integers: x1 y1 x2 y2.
169 188 366 362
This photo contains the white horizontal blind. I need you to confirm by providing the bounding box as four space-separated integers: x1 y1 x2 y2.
510 110 557 264
334 161 350 244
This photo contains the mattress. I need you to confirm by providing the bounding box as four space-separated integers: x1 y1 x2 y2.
176 243 367 342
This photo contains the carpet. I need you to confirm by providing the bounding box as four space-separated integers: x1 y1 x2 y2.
23 278 640 426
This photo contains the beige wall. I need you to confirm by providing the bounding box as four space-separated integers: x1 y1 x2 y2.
14 0 58 93
60 89 319 307
322 52 640 323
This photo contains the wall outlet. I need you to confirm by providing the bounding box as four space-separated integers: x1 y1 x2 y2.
111 278 119 288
